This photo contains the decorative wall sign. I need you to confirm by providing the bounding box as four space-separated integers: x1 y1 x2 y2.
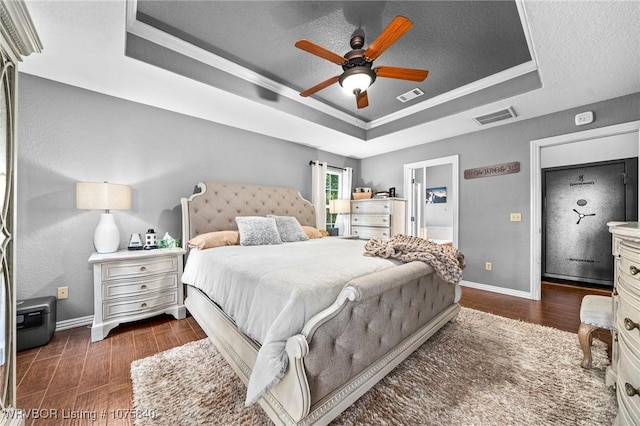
464 161 520 179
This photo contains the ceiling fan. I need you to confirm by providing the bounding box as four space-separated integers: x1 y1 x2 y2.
295 16 428 109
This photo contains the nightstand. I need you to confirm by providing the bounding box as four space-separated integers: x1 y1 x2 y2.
89 248 186 342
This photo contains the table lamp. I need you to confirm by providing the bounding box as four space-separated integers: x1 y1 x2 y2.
76 181 132 253
329 199 351 236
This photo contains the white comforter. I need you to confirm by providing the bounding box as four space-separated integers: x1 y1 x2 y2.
181 237 400 405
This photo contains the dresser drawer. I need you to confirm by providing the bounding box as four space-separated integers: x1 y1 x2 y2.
103 290 178 320
351 214 390 228
101 256 178 281
616 276 640 350
103 275 178 300
351 200 392 214
617 336 640 420
352 226 390 240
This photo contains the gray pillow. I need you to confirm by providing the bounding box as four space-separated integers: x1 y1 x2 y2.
235 216 282 246
267 215 309 242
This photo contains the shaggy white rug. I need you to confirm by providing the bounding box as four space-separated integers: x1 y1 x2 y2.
131 308 616 425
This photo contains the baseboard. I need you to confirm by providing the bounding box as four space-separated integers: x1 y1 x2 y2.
460 280 532 300
56 315 93 331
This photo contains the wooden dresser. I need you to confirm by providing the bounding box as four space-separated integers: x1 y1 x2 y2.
608 222 640 424
350 198 406 240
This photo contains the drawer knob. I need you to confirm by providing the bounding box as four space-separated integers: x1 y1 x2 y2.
624 317 639 331
354 218 358 221
140 266 147 272
140 284 147 290
625 383 640 398
613 287 619 296
141 302 147 308
630 265 640 275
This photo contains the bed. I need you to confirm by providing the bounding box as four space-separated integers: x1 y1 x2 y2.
181 182 462 425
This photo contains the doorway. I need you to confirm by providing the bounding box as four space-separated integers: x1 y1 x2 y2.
403 155 459 247
530 121 640 299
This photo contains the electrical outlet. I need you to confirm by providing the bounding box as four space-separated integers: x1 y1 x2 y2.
57 286 68 300
510 212 522 222
575 111 594 126
485 262 492 271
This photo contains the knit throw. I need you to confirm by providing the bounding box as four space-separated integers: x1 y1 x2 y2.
364 234 465 285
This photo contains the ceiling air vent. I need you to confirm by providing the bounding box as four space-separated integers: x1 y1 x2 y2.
473 107 517 126
396 88 424 103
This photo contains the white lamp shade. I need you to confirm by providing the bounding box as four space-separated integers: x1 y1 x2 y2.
76 182 131 211
341 72 372 94
329 199 351 214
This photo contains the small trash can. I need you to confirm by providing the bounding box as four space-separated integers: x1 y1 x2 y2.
16 296 56 351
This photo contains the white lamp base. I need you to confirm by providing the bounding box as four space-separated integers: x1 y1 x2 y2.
94 212 120 253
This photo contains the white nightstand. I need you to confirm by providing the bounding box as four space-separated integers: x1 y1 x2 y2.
88 248 186 342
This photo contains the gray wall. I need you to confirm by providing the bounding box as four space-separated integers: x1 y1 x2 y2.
16 74 358 321
359 92 640 293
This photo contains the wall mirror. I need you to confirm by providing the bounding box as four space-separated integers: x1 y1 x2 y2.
0 1 41 420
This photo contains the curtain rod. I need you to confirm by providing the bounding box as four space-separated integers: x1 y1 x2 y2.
308 160 351 171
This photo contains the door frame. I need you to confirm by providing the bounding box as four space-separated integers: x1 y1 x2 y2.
530 120 640 300
403 155 459 247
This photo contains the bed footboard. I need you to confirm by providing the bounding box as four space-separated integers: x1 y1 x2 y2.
186 261 459 426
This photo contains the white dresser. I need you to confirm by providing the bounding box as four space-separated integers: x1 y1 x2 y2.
351 198 406 240
89 248 186 341
608 222 640 424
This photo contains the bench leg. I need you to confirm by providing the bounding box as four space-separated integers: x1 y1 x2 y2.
578 322 598 369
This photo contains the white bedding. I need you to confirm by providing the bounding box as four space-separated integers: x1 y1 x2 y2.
181 237 400 405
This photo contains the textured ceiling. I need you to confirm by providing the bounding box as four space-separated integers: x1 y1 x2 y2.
19 0 640 158
133 1 532 124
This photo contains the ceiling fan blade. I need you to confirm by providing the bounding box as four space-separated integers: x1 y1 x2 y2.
375 66 429 82
300 75 340 97
295 39 346 65
365 16 413 60
356 90 369 109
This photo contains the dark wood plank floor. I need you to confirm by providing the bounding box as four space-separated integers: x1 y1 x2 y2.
15 282 612 425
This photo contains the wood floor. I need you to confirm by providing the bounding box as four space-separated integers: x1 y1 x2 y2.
15 282 612 425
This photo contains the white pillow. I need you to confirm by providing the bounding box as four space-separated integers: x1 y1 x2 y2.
235 216 282 246
267 215 309 242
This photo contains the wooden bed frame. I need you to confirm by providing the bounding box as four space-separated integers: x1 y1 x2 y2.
181 182 461 425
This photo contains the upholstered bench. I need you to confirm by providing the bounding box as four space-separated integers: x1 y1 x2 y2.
578 295 613 369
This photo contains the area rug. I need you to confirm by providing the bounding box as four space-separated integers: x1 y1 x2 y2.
130 308 616 425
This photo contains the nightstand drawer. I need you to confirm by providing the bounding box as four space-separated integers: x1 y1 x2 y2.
351 214 390 227
103 291 178 320
101 256 178 281
103 275 178 300
352 226 390 240
351 200 392 214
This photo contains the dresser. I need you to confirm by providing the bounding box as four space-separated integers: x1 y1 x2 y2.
608 222 640 424
350 198 406 240
89 248 186 341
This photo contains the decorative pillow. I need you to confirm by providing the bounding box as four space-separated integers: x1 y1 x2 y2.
267 215 309 242
188 231 240 250
235 216 282 246
302 225 323 239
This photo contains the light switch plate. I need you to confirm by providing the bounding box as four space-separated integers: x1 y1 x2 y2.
510 212 522 222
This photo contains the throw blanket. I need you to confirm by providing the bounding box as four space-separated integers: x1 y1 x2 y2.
364 234 465 284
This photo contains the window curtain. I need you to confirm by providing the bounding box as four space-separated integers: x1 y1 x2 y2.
340 167 353 235
311 161 328 230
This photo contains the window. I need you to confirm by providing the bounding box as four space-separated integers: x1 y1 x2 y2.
325 170 341 229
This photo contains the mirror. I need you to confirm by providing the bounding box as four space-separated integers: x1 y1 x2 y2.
0 47 13 411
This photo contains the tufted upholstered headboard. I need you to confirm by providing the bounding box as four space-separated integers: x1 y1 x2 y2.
181 182 316 247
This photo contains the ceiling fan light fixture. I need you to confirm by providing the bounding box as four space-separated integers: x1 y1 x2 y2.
339 67 376 95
